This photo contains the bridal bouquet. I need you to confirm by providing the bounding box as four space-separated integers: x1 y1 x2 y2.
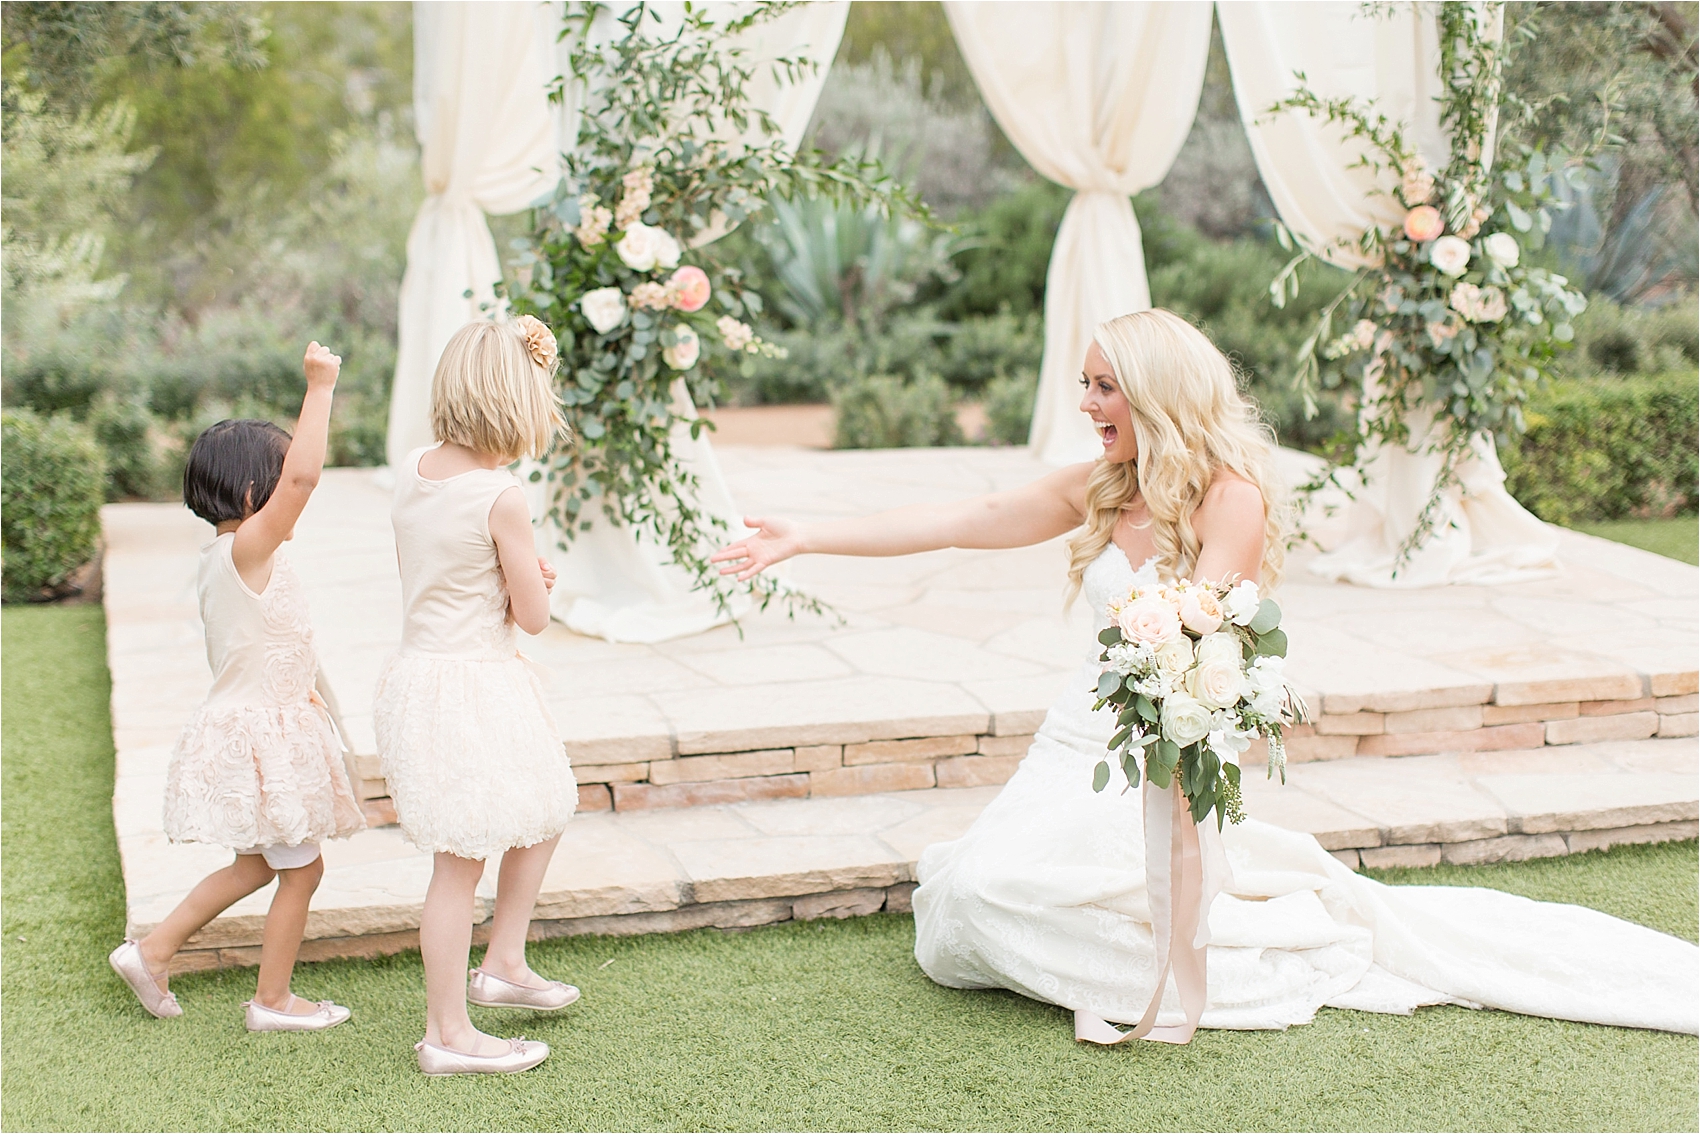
1090 579 1308 827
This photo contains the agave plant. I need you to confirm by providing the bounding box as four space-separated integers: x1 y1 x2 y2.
757 188 955 329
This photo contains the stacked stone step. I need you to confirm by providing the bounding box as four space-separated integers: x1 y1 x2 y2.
351 666 1697 821
1286 671 1698 764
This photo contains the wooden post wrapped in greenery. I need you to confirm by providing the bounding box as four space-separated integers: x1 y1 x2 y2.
506 2 917 621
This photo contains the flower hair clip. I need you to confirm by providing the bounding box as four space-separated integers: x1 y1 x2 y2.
514 314 559 373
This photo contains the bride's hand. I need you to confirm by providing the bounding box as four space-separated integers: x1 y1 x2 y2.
711 515 803 581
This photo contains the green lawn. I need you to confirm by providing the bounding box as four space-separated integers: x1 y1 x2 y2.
1571 515 1700 565
4 604 1697 1132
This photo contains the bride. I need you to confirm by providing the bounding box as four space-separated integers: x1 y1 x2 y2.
711 309 1698 1041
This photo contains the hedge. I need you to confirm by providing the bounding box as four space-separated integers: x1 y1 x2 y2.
1502 372 1699 526
2 410 107 603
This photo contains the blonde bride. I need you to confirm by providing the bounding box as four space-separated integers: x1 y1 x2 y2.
712 309 1698 1042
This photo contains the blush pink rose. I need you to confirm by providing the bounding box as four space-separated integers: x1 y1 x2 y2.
1403 205 1444 243
669 265 712 312
1177 589 1224 636
1116 594 1182 645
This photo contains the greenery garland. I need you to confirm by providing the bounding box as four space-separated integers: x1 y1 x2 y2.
506 2 919 621
1266 1 1588 570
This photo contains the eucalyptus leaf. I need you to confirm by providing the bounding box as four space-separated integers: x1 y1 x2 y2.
1254 628 1288 657
1092 761 1111 793
1250 598 1282 635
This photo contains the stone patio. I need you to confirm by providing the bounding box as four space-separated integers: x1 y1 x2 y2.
100 444 1699 969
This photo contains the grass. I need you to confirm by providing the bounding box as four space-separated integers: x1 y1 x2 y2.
3 604 1697 1133
1571 515 1699 565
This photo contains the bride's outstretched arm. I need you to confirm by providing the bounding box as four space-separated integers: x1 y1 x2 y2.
711 463 1090 581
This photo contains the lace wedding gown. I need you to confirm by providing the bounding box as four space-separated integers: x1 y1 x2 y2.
912 546 1699 1036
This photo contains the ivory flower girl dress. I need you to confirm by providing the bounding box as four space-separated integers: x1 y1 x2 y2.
374 446 578 860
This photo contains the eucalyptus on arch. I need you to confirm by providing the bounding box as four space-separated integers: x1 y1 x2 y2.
505 1 922 621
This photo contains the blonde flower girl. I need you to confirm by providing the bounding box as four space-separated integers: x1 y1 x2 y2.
109 342 366 1031
376 317 580 1076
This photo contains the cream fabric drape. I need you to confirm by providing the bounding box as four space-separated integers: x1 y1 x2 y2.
386 2 563 468
944 1 1213 466
1220 1 1551 586
537 1 849 642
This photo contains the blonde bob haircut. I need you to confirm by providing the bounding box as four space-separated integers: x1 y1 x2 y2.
1065 309 1286 598
429 319 567 462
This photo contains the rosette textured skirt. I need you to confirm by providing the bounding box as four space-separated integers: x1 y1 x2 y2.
375 653 578 861
164 701 365 849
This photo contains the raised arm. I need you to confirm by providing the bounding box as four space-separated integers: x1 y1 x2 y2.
711 462 1091 582
231 342 339 584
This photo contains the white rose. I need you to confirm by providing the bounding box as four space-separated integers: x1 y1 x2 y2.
1154 637 1194 675
662 324 699 370
1116 594 1182 645
1484 232 1520 269
615 223 663 271
652 227 681 269
579 286 627 334
1177 589 1224 636
1187 633 1247 710
1161 692 1213 748
1429 235 1472 277
1223 580 1261 626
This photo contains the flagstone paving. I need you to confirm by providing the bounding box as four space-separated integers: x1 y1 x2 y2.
100 445 1699 969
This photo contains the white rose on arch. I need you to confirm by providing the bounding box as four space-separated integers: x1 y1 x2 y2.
615 223 663 271
1484 232 1521 269
652 227 682 269
662 324 700 370
579 286 627 334
1430 235 1472 277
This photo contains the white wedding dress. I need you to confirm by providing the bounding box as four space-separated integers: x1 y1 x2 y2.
913 546 1699 1036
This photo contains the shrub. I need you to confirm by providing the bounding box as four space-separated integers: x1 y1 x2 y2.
982 370 1038 446
831 372 963 449
1560 295 1699 377
936 309 1042 394
2 410 107 602
86 394 161 499
931 180 1072 319
1502 372 1699 524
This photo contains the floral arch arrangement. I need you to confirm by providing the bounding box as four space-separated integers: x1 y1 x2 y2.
506 2 917 620
1268 1 1589 568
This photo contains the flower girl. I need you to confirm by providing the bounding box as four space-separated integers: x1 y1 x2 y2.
376 317 580 1076
109 342 366 1031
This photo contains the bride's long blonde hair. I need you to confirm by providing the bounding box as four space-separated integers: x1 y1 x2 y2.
1065 309 1286 599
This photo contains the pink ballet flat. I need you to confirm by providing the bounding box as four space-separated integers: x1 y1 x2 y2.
468 967 580 1011
109 940 182 1019
415 1037 549 1076
244 996 351 1032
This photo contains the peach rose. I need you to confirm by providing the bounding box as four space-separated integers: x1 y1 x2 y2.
1403 205 1444 243
669 266 711 312
1177 589 1224 636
